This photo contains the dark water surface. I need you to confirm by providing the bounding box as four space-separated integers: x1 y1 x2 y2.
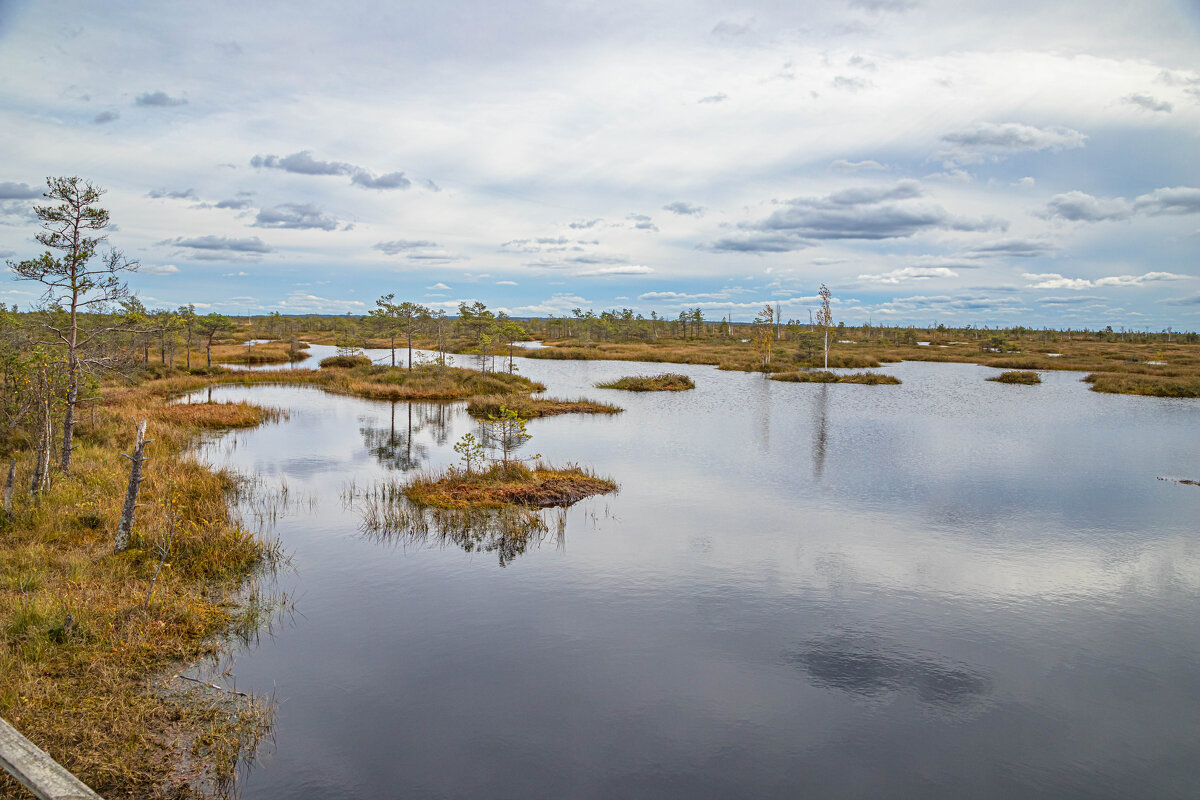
188 356 1200 799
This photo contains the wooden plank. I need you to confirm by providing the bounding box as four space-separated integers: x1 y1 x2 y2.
0 717 103 800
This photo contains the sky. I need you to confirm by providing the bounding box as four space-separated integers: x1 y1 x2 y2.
0 0 1198 329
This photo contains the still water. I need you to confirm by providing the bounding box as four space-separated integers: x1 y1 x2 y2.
188 354 1200 799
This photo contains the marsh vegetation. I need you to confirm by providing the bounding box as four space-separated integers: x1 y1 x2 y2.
595 373 696 391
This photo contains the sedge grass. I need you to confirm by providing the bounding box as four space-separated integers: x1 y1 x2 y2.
595 373 695 392
466 394 623 418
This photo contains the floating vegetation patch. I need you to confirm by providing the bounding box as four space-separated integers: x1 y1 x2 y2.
156 401 287 429
595 373 695 391
344 479 580 566
1083 372 1200 398
466 393 623 418
319 354 373 368
987 370 1041 385
403 462 617 509
770 370 901 385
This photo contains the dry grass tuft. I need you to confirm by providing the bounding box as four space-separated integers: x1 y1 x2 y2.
466 394 623 418
404 462 617 509
771 370 900 385
988 370 1041 385
595 373 695 391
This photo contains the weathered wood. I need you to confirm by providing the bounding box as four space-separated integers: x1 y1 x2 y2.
114 420 149 553
0 716 103 799
3 458 14 513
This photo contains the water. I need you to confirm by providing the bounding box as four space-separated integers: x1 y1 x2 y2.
185 356 1200 799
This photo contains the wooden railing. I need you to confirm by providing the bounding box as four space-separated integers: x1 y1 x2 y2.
0 717 103 799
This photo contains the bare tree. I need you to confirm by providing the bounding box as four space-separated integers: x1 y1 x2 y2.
816 284 833 370
7 177 138 472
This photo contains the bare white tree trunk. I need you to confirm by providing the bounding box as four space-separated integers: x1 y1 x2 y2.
115 420 150 553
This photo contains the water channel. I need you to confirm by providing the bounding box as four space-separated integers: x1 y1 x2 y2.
185 348 1200 798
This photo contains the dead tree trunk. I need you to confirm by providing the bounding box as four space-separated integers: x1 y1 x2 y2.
115 420 150 553
3 459 14 513
30 402 52 497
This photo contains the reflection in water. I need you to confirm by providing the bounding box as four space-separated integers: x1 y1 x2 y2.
812 383 828 480
345 481 567 567
787 634 990 709
360 402 446 472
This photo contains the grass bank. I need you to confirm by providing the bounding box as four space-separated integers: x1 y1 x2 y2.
210 339 308 366
466 394 623 418
0 383 283 798
595 373 695 391
988 370 1041 385
770 370 901 385
404 462 617 509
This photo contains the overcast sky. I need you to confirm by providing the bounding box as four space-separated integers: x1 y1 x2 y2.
1 0 1198 327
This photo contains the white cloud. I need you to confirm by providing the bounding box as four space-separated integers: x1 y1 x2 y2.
858 267 959 284
138 264 180 275
1023 272 1191 290
426 282 452 290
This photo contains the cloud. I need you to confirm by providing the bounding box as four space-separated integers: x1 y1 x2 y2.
496 280 518 286
375 239 439 255
147 187 197 200
1040 191 1132 222
421 179 441 192
831 159 886 172
716 181 1001 249
0 182 41 200
698 93 727 104
1134 186 1200 216
93 110 119 124
639 290 743 302
964 238 1055 258
938 122 1086 165
427 282 452 290
576 265 654 276
1165 293 1200 306
251 150 411 190
626 213 658 231
858 266 959 284
662 201 704 216
1036 295 1105 306
849 0 917 12
139 264 180 276
351 170 411 190
276 291 366 314
1123 93 1173 113
163 235 271 254
214 197 254 210
135 91 187 107
1023 271 1190 290
832 76 869 92
711 20 753 39
569 218 602 229
253 203 340 231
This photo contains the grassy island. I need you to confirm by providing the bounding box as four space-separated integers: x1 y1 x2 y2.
771 370 901 385
319 354 373 368
466 394 623 418
404 462 618 509
595 373 695 391
212 339 309 365
988 370 1042 385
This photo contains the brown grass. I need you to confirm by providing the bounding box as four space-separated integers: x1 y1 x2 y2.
1083 372 1200 397
210 340 308 365
988 370 1042 385
319 354 373 368
770 370 901 385
404 462 617 509
0 384 280 798
466 394 623 418
595 373 695 391
152 401 285 429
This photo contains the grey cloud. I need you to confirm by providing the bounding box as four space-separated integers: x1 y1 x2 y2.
1037 295 1106 305
1123 93 1173 113
1134 186 1200 215
569 218 602 229
1040 191 1132 222
698 93 727 104
252 150 411 190
831 159 886 172
708 234 812 253
147 187 198 200
744 181 998 241
832 76 869 92
711 20 752 39
847 55 876 70
252 151 350 175
374 240 439 255
351 170 411 190
253 203 340 231
965 238 1056 258
939 122 1086 165
1165 293 1200 306
663 201 704 216
93 110 120 124
164 235 271 253
849 0 917 12
567 254 628 265
0 182 41 200
135 91 187 107
421 179 441 192
215 197 254 210
626 213 659 231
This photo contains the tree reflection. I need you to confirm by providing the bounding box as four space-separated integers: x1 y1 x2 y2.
812 383 828 480
360 401 429 471
347 481 568 567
